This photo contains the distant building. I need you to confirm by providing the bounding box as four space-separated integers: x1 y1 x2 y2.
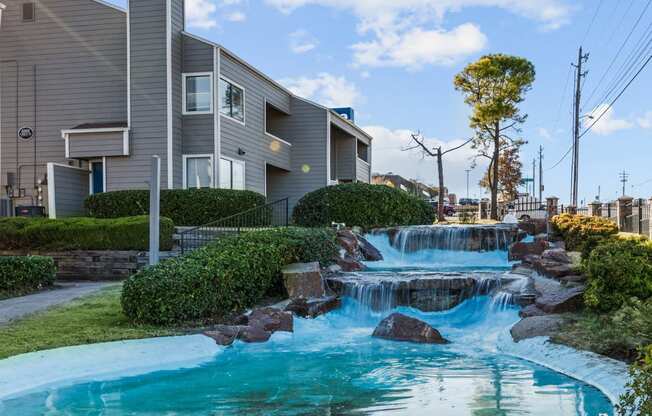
372 173 446 200
448 194 457 205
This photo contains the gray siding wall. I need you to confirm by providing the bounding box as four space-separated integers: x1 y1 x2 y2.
0 0 127 207
356 158 371 183
112 0 184 191
332 128 355 181
266 97 328 212
181 35 214 156
219 51 291 195
68 131 125 158
51 164 89 217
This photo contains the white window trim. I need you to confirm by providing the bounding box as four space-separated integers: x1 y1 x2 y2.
219 75 246 126
183 154 214 189
0 3 6 29
219 156 246 190
89 158 107 195
263 98 292 147
60 128 130 158
183 72 214 115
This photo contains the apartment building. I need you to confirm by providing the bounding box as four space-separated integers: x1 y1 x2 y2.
0 0 372 218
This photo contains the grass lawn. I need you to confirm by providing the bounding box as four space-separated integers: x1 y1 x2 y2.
0 285 181 360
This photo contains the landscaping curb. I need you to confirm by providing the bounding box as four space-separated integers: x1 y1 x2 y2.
0 335 220 401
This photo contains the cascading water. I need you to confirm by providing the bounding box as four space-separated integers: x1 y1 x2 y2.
385 224 519 252
0 224 615 415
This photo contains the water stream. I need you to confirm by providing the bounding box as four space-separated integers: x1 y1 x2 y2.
0 225 614 415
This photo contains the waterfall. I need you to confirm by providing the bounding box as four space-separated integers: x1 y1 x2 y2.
380 225 518 253
490 292 515 311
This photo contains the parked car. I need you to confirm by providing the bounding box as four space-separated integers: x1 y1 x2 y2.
428 200 456 216
459 198 479 206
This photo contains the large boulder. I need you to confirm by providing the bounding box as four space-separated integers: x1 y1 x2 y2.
508 240 549 261
372 313 449 344
510 315 566 342
541 248 571 264
518 219 547 236
532 258 574 279
535 286 585 314
204 324 272 345
518 304 546 318
336 229 362 259
358 235 383 261
282 262 326 299
337 256 367 272
285 296 341 318
247 307 293 333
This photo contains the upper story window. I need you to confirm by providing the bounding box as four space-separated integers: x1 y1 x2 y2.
183 73 213 115
357 139 369 163
219 157 245 190
219 77 245 123
22 3 35 22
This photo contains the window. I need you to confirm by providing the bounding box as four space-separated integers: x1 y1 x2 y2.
183 155 213 189
357 140 369 163
22 3 34 22
219 77 245 123
183 73 213 115
220 157 245 190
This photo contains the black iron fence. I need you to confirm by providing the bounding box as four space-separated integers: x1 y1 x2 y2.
179 198 289 254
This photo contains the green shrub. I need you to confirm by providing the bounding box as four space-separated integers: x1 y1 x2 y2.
121 227 338 324
0 256 56 297
618 345 652 416
0 216 174 251
551 213 618 253
584 239 652 312
85 189 266 226
292 183 435 229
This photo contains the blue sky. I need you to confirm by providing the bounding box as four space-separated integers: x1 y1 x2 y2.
110 0 652 203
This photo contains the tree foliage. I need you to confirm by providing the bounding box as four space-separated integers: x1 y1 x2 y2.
454 54 535 219
479 142 523 202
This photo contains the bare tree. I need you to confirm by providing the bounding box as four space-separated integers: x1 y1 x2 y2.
404 133 473 222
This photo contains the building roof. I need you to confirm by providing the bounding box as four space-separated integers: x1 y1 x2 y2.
71 121 128 130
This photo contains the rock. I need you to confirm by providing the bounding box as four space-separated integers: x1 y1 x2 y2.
521 254 541 266
510 315 566 342
372 313 449 344
535 286 585 314
513 293 537 306
518 219 547 236
337 256 367 272
508 240 549 261
532 258 574 279
358 234 383 261
326 264 342 274
337 229 362 259
541 248 571 264
519 304 546 318
248 307 293 333
282 262 326 299
285 296 341 318
203 324 272 345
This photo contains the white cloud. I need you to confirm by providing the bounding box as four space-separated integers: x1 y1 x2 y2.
265 0 572 68
537 127 551 140
351 23 486 69
362 125 485 194
225 11 247 22
637 111 652 129
289 30 319 54
585 104 633 136
186 0 218 29
280 73 362 107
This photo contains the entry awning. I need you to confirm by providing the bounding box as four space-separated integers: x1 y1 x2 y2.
61 122 129 159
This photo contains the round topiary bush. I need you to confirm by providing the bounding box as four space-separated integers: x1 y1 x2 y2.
584 238 652 312
292 183 435 229
85 188 266 226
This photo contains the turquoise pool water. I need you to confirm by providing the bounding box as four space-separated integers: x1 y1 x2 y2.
0 298 613 415
0 228 614 415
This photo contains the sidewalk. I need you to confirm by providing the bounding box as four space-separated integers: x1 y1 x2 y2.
0 282 114 326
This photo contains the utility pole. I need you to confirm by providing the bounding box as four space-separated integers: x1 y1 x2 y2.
538 145 544 202
570 46 589 207
465 169 471 199
619 170 629 197
532 158 536 197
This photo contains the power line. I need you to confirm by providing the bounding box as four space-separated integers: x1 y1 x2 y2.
581 0 605 45
583 0 652 108
580 54 652 138
551 65 574 132
545 145 573 172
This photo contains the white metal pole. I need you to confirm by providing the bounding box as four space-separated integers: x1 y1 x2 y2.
149 155 161 266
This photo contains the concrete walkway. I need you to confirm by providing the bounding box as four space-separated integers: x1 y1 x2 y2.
0 282 114 326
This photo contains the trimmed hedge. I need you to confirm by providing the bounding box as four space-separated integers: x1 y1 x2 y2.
122 227 337 324
0 216 174 251
584 238 652 313
0 256 56 297
292 183 435 229
85 188 266 226
551 213 618 253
